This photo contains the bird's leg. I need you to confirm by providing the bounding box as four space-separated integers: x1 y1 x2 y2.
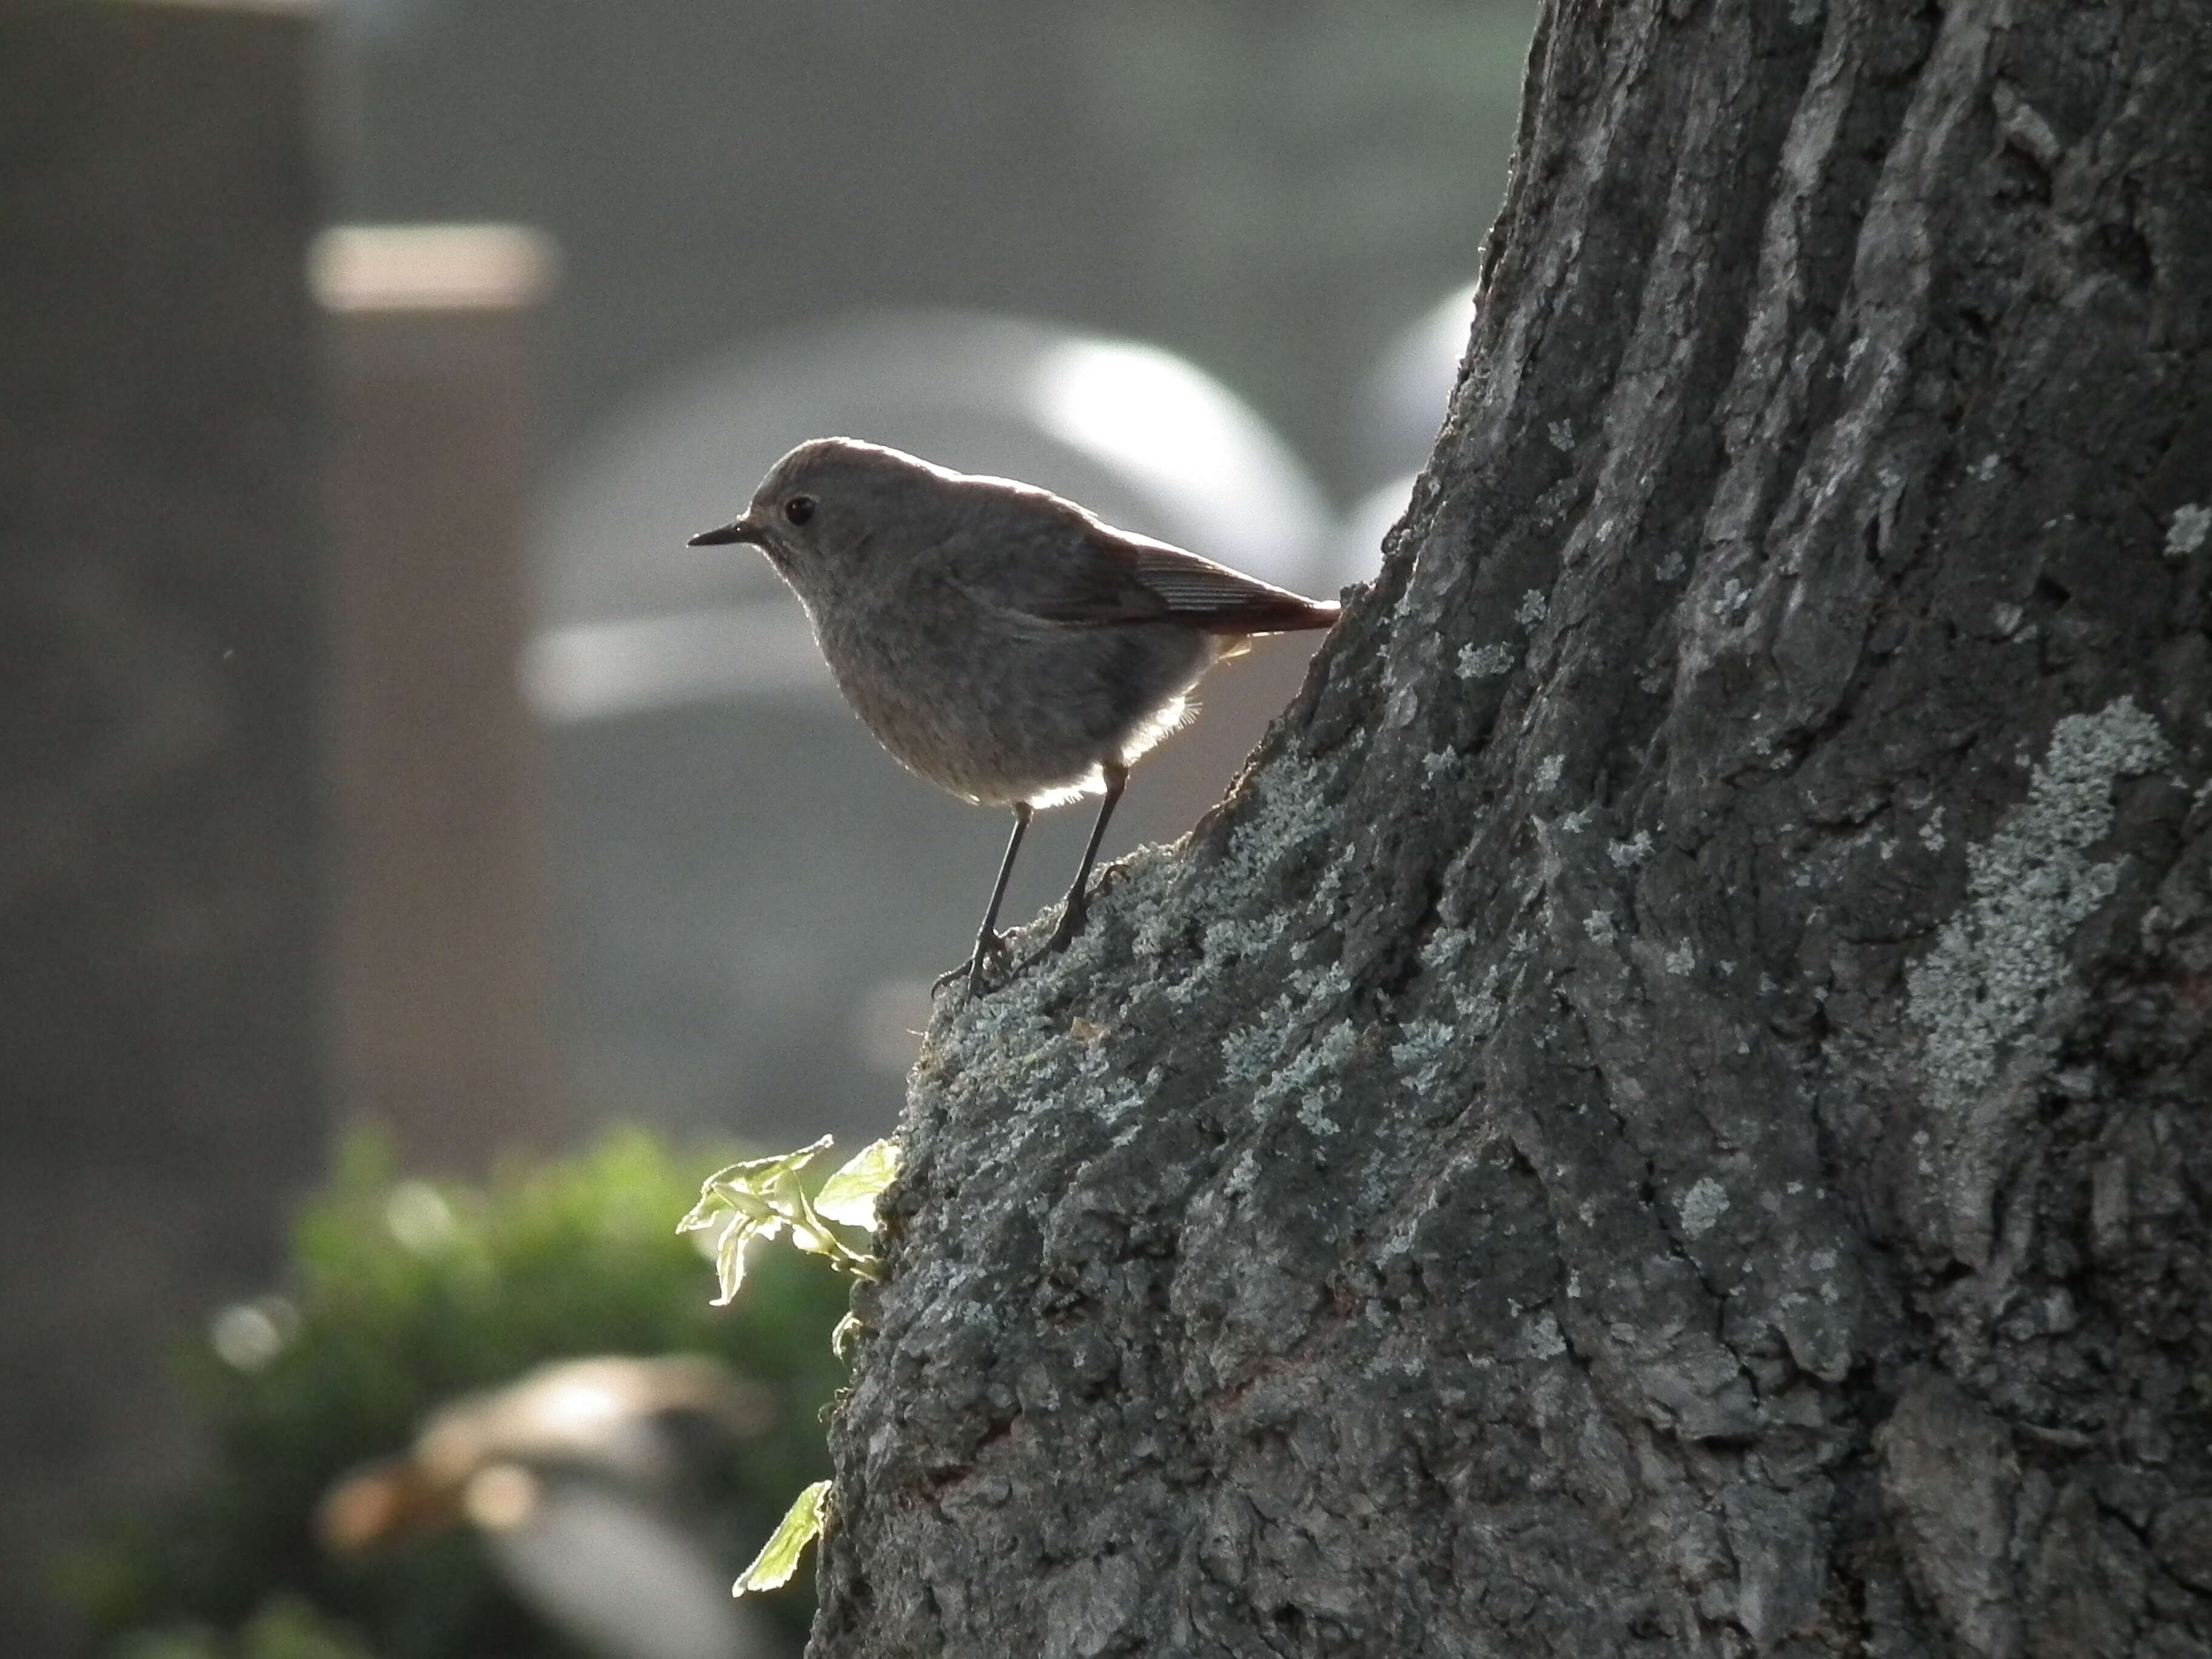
1045 762 1127 954
934 803 1031 996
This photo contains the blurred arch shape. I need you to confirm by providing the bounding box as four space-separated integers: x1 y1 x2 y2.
1350 281 1475 493
1326 282 1477 588
526 311 1333 725
1331 471 1425 590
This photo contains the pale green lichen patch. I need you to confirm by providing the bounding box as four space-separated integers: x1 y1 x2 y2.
914 742 1354 1181
2164 502 2208 559
904 721 1391 1293
1904 695 2169 1264
1195 911 1287 968
1607 830 1654 870
1516 1310 1569 1360
1219 1013 1289 1083
1220 964 1352 1084
1114 754 1331 981
1458 642 1515 679
1218 755 1328 895
916 863 1176 1144
1389 1020 1456 1071
1419 925 1475 971
1677 1176 1730 1239
1453 960 1507 1036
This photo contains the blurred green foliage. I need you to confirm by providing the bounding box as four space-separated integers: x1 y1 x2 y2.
69 1131 850 1659
109 1598 379 1659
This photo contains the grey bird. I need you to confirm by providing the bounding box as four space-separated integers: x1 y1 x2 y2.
689 437 1339 993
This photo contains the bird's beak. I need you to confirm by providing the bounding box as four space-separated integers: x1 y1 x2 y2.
688 515 765 548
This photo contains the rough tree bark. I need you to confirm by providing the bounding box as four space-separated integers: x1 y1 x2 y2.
813 0 2212 1652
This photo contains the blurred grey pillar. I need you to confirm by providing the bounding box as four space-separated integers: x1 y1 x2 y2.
316 224 575 1170
0 1 323 1651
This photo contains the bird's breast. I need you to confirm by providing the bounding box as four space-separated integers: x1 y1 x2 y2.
813 594 1212 808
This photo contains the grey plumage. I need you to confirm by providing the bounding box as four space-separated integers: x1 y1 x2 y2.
689 437 1339 991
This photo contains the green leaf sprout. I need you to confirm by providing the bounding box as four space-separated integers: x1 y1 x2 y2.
734 1479 831 1597
813 1138 903 1231
679 1136 901 1301
686 1135 900 1597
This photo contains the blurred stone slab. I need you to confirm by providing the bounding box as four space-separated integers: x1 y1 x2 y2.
0 0 323 1650
316 223 575 1170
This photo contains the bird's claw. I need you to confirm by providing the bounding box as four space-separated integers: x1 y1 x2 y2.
933 930 1013 997
932 894 1091 1000
1008 905 1088 982
1044 900 1088 956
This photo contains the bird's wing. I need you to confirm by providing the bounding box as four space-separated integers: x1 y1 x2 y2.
950 518 1338 636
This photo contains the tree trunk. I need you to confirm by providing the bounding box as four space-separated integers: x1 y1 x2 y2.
813 0 2212 1652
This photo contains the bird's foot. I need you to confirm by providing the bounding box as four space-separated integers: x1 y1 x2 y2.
935 894 1094 999
933 930 1013 997
1008 901 1092 982
1044 892 1090 955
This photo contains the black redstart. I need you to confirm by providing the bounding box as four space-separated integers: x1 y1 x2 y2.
690 437 1339 994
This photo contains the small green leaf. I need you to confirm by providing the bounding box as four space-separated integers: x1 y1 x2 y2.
711 1214 787 1305
728 1139 834 1192
674 1190 727 1235
704 1182 782 1225
734 1480 830 1597
814 1138 903 1230
680 1138 836 1233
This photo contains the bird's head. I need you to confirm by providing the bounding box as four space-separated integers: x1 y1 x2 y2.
689 436 954 608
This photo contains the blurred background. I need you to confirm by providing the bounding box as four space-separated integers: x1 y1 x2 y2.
1 0 1532 1654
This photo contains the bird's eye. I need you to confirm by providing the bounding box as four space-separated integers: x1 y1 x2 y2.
783 495 817 526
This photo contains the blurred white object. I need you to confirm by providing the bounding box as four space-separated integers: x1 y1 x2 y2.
1024 336 1319 582
311 223 559 313
1330 472 1421 588
528 311 1333 723
484 1484 757 1659
320 1356 780 1659
522 605 828 724
1352 284 1475 489
1328 283 1477 585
